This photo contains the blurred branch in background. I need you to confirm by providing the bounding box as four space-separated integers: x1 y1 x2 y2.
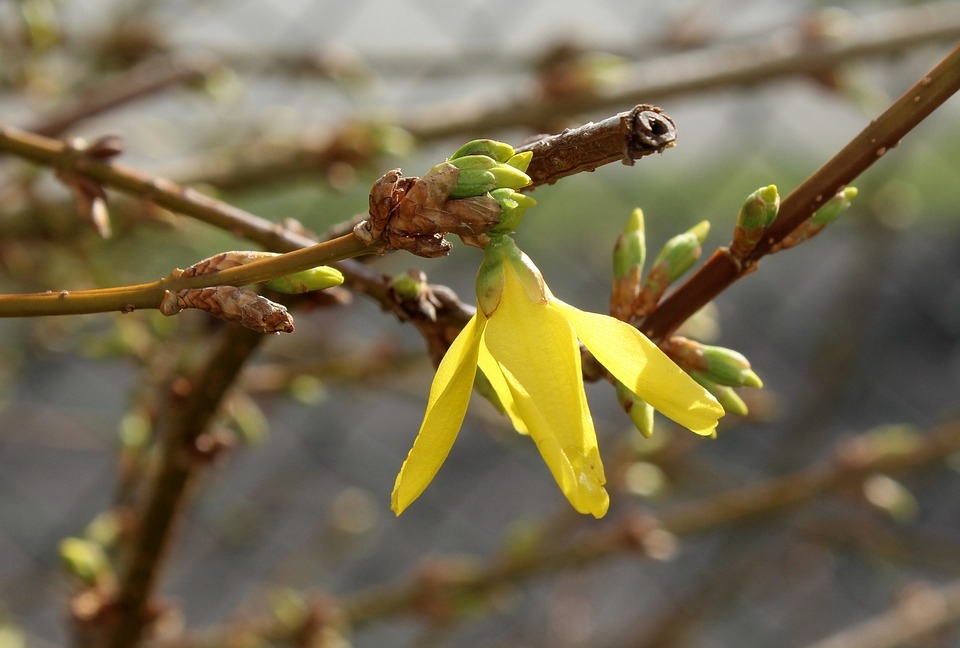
150 419 960 646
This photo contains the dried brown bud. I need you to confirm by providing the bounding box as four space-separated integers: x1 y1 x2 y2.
160 286 294 333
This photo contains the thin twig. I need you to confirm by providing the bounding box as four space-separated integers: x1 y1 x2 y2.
642 43 960 341
27 54 222 138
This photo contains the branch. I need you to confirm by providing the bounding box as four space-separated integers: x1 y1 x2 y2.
100 326 266 648
641 43 960 341
154 420 960 645
804 578 960 648
171 2 960 190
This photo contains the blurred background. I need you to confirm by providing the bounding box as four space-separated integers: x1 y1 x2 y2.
2 0 960 646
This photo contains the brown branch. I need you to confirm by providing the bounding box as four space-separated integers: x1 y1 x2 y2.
27 54 222 138
641 43 960 341
100 325 266 648
804 578 960 648
169 1 960 192
516 104 676 187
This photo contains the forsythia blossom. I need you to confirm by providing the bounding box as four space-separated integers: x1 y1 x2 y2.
392 235 724 518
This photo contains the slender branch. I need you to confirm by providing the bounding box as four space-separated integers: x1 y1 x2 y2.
0 233 378 318
27 54 222 138
105 325 266 648
642 43 960 341
0 103 674 324
402 2 960 139
172 2 960 189
804 578 960 648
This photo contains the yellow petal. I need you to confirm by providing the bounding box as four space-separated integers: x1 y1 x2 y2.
477 345 528 434
553 300 724 436
484 264 609 517
391 314 484 515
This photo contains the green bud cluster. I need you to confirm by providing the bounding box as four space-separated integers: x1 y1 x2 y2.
442 139 537 233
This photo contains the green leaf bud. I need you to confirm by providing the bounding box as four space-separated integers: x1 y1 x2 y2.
650 220 709 284
505 151 533 172
449 139 516 163
447 154 499 171
59 538 112 588
488 188 537 235
389 270 423 299
732 184 780 258
263 265 344 294
691 373 749 417
449 168 498 198
775 187 858 252
699 344 763 388
812 186 858 226
488 163 533 190
613 208 646 280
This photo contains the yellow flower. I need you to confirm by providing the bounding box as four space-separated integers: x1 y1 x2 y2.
392 236 723 518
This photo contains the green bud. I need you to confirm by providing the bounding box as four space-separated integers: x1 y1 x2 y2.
447 154 499 171
616 381 655 438
477 235 545 316
691 373 749 417
449 139 516 163
863 474 919 523
488 188 537 235
812 186 857 226
732 185 779 257
59 538 112 587
505 151 533 172
263 265 344 294
776 187 858 252
449 168 498 199
488 163 532 190
389 270 423 299
613 208 646 280
650 220 709 284
699 344 763 388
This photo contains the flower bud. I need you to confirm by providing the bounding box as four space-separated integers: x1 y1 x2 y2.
488 163 533 191
449 139 516 163
264 265 344 294
692 374 749 417
505 151 533 172
651 220 709 284
776 187 857 251
731 184 779 258
59 538 113 588
699 345 763 388
488 188 537 235
616 380 655 438
637 221 709 309
613 208 646 281
448 168 498 199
